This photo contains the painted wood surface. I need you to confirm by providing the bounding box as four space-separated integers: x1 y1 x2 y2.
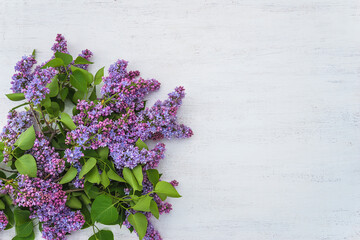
1 0 360 239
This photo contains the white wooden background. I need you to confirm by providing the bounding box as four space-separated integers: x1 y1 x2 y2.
1 0 360 240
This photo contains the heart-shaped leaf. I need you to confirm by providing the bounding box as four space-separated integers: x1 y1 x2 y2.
15 126 36 150
15 154 37 178
91 195 118 225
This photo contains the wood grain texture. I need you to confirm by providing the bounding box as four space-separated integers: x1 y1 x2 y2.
1 0 360 239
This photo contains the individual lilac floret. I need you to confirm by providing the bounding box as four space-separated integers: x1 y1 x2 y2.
64 147 84 164
24 67 57 105
0 111 33 162
31 134 65 179
0 211 8 231
51 34 69 54
11 55 37 93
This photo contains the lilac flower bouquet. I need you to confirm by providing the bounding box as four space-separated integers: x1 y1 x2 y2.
0 34 193 240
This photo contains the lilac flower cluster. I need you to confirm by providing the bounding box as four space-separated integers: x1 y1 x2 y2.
51 34 69 54
135 86 193 141
64 147 84 164
24 67 57 105
0 110 33 162
11 175 84 239
101 59 161 112
110 142 166 169
11 55 37 93
0 211 8 231
10 34 92 106
10 49 57 105
31 134 65 179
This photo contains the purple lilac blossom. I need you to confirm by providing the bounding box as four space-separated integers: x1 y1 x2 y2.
10 175 84 240
51 34 69 54
64 147 84 164
0 110 33 163
31 134 65 179
24 67 57 105
11 55 37 93
3 34 192 240
0 211 8 231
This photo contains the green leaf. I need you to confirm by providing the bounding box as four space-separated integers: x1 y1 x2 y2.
59 112 76 130
59 88 69 101
94 67 105 85
150 200 159 219
88 230 114 240
59 166 78 184
85 165 100 184
132 195 152 212
55 52 73 66
135 138 148 150
133 165 143 187
123 167 141 191
155 181 181 198
6 93 25 101
74 56 93 65
15 221 33 238
3 195 13 206
70 72 87 93
100 171 110 188
84 182 100 199
0 199 5 210
97 147 109 160
80 193 91 205
107 169 126 183
14 207 31 225
47 101 60 117
41 58 64 69
66 196 82 209
91 195 118 225
12 231 35 240
79 157 97 178
70 66 93 85
72 91 85 103
14 126 36 151
15 154 37 177
53 98 65 112
14 208 33 237
89 86 97 101
127 213 148 240
46 76 59 97
42 95 51 108
80 202 92 229
146 169 160 186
